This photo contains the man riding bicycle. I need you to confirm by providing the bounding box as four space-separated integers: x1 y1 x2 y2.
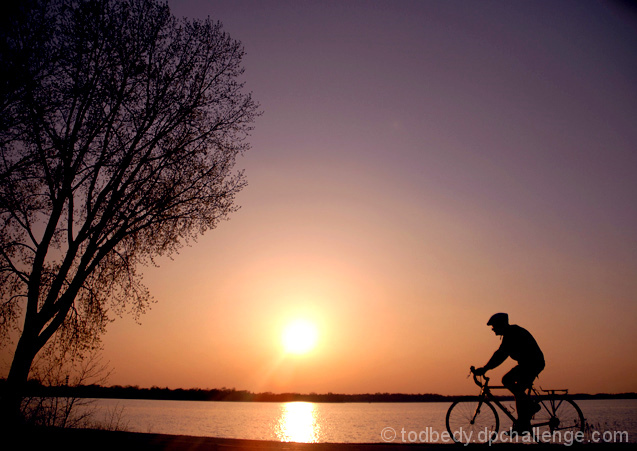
473 313 545 432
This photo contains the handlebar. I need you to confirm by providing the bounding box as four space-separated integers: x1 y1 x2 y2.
469 366 489 388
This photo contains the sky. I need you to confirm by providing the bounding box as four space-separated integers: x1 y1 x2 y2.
4 0 637 396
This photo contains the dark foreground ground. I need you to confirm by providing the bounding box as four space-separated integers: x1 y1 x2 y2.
8 427 635 451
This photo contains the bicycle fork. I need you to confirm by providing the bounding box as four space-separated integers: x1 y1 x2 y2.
470 399 486 425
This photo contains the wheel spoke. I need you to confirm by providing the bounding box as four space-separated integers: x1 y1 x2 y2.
446 399 499 444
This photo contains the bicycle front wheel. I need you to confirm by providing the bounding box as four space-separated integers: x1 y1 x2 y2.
532 397 585 444
446 398 499 444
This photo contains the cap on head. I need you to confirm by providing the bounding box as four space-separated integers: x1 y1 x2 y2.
487 312 509 327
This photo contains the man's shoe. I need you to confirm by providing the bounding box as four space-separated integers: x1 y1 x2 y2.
530 401 541 416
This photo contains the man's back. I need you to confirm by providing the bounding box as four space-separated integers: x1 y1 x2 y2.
499 324 544 367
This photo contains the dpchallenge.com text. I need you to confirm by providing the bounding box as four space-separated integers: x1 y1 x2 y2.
380 426 630 446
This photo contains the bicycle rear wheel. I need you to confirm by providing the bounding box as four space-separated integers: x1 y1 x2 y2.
446 398 499 444
532 396 585 444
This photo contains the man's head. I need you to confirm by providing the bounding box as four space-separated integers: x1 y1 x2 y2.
487 312 509 336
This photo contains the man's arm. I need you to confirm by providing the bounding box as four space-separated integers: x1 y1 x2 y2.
474 349 508 375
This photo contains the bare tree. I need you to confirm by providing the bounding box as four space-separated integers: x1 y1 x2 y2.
0 0 259 424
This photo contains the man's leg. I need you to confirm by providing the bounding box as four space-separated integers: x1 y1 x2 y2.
502 366 532 432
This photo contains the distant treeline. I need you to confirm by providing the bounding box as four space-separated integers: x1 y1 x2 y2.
1 379 635 403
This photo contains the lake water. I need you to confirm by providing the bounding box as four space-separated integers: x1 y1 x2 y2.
85 398 637 444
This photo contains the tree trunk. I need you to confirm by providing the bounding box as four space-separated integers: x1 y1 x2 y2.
0 330 39 427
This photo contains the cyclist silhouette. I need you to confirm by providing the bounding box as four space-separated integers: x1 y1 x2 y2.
473 313 545 432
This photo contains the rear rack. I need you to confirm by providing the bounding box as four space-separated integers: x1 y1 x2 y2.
539 388 569 395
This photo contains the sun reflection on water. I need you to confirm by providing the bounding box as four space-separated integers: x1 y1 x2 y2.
276 402 320 443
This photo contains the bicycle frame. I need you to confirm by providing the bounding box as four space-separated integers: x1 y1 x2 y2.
469 369 518 425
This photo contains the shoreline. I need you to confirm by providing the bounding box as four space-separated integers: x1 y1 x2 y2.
10 381 636 403
13 427 634 450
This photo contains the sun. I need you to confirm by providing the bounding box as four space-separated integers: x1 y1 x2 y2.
282 319 318 355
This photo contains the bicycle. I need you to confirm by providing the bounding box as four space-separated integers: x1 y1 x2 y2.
446 366 586 444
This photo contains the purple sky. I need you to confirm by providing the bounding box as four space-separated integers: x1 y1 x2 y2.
185 0 637 247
